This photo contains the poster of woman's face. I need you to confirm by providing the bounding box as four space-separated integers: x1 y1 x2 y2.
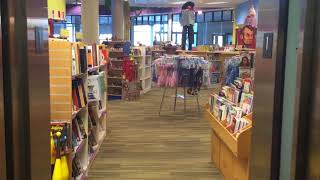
240 56 251 67
236 25 257 49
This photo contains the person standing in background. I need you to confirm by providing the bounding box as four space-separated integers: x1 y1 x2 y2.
180 1 195 51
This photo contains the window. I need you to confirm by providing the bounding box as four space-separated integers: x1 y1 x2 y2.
149 16 154 24
134 25 152 46
196 13 204 23
66 16 72 23
205 12 213 22
72 16 81 24
131 17 136 25
214 11 222 22
173 14 180 22
143 16 149 24
99 16 109 24
162 15 168 23
137 16 142 25
223 10 232 21
155 15 161 24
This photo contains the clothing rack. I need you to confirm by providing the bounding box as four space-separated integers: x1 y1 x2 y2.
157 55 205 115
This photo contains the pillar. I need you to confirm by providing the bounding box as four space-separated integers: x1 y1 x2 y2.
111 0 125 40
168 13 173 41
81 0 99 44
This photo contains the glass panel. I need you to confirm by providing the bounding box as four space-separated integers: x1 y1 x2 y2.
214 11 222 21
155 15 161 24
143 16 149 24
137 16 142 25
173 14 180 22
109 17 112 24
99 16 108 24
66 16 72 23
149 16 154 24
176 33 182 45
193 34 197 47
162 15 168 23
72 16 81 24
205 12 213 22
172 33 177 44
134 25 152 46
223 10 232 21
196 13 204 23
194 23 198 32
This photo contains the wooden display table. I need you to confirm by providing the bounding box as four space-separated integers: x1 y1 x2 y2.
205 108 252 180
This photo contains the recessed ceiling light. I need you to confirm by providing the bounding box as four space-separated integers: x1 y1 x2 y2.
171 1 187 5
206 2 228 5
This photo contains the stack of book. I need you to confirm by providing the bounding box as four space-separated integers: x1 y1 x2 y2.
72 79 87 111
72 44 88 76
209 78 254 136
88 72 106 101
72 116 87 148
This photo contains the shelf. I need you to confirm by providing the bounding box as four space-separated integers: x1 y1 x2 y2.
74 138 86 154
72 73 87 80
87 66 99 72
131 55 143 58
108 94 122 96
205 108 252 159
143 76 151 80
98 108 107 119
110 60 123 62
72 106 87 119
108 77 123 79
108 85 122 88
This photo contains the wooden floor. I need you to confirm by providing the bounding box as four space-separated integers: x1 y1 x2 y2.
87 88 223 180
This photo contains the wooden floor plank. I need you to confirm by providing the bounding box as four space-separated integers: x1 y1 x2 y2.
87 88 223 180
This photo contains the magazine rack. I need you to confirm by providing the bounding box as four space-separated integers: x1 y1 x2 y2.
205 108 252 180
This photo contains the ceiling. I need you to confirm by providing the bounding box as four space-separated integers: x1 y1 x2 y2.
67 0 248 8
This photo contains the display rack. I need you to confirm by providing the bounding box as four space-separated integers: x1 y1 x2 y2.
205 109 252 180
49 39 108 180
132 46 151 94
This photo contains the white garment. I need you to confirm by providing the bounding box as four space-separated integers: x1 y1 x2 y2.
180 9 195 26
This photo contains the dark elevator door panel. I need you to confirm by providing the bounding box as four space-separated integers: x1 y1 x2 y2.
307 1 320 178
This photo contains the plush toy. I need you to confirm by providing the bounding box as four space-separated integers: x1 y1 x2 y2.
244 6 257 28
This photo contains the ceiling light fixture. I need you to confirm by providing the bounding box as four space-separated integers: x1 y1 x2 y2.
171 1 187 5
205 2 228 5
197 10 203 15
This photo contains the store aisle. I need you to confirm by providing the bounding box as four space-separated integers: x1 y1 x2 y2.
88 88 223 180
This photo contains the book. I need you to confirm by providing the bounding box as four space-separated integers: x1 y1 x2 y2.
79 48 87 73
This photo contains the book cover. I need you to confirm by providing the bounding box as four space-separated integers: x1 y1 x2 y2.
239 67 251 79
79 48 87 73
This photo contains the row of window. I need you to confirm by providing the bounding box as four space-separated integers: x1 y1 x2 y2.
131 10 233 25
63 15 113 25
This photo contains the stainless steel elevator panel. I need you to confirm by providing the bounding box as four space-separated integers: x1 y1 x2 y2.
0 2 7 179
26 0 50 179
249 0 288 179
1 0 50 179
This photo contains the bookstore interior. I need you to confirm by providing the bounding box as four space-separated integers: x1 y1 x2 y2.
1 0 320 180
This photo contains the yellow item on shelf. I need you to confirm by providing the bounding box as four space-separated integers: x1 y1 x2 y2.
50 132 56 165
52 132 67 180
61 155 69 180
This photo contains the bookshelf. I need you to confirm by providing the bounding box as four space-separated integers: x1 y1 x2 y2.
132 46 151 94
107 41 130 100
49 39 108 180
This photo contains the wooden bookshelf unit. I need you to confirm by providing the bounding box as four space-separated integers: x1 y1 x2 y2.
205 108 252 180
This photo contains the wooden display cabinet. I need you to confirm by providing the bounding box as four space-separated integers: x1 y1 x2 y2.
206 108 252 180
